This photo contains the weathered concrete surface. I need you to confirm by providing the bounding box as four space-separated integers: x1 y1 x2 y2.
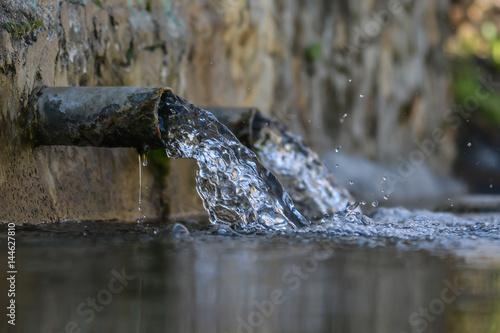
0 0 452 223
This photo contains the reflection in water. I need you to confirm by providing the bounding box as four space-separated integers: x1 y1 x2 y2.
2 221 500 333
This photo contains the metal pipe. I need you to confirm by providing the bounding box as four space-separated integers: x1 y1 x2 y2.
31 87 171 152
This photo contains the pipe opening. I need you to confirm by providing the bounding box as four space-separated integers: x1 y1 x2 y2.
30 87 169 153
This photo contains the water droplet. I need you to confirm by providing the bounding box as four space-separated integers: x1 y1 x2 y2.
169 223 189 234
343 113 348 118
143 214 147 219
142 157 148 167
383 194 390 200
490 184 493 188
335 146 342 152
349 180 354 185
153 229 159 235
359 94 364 98
361 201 366 205
339 118 344 123
372 201 379 207
382 176 387 181
467 142 471 147
138 206 142 211
346 202 359 211
335 164 339 168
348 78 352 83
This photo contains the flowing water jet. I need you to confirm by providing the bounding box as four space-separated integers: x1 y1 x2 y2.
208 107 356 219
158 91 309 231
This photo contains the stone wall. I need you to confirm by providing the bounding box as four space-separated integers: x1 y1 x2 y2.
183 0 454 170
0 0 452 223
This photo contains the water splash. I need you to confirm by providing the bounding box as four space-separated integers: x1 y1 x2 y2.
158 91 308 231
250 112 354 219
307 206 500 258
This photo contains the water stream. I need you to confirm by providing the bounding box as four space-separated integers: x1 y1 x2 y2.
158 91 308 231
248 112 354 219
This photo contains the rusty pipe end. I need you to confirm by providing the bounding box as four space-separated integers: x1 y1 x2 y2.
30 86 174 153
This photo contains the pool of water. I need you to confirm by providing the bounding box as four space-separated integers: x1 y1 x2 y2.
2 216 500 333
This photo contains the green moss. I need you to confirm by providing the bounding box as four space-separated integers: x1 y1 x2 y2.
454 65 500 127
146 3 152 12
33 20 43 29
147 149 171 216
92 0 104 8
305 43 322 62
148 149 169 176
3 19 43 38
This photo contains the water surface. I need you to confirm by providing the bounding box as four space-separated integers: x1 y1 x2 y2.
2 217 500 333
